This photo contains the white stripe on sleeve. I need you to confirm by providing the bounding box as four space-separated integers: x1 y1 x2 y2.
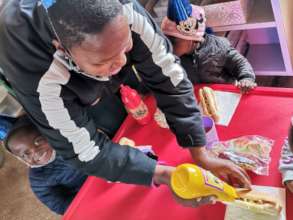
37 58 100 162
123 3 184 87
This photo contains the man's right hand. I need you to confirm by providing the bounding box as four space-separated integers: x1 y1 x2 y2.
153 165 216 208
172 192 216 208
189 147 251 189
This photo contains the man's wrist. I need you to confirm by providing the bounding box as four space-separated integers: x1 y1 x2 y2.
153 165 175 186
188 146 208 166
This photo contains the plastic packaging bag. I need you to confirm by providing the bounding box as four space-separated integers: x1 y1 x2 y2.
210 135 274 175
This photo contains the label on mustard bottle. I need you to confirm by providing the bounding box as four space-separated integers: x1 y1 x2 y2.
203 169 224 192
129 102 149 120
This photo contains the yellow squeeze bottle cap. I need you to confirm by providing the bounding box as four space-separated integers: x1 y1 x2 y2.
171 164 202 200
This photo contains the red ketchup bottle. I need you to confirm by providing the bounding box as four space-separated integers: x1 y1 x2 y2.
120 84 151 125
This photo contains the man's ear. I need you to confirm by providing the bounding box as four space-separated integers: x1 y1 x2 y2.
52 40 65 52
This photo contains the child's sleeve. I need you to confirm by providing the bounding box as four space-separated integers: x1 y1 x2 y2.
224 43 256 82
29 168 87 215
279 138 293 184
30 177 72 214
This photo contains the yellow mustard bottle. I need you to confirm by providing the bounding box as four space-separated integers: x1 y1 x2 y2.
171 163 238 202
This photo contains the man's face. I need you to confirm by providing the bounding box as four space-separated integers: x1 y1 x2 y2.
9 130 53 166
69 15 133 77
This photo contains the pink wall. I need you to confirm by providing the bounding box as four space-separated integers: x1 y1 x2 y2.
247 28 279 44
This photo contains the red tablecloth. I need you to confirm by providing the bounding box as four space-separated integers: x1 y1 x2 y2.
63 85 293 220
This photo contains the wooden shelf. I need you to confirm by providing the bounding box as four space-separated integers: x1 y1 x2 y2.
246 44 286 75
212 0 275 32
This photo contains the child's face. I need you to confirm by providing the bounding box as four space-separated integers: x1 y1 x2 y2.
54 15 133 78
172 38 199 57
9 131 53 166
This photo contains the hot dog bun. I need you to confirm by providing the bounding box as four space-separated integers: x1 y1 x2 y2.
199 87 220 122
233 189 282 216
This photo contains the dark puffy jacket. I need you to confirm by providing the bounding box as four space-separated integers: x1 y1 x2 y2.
181 34 255 84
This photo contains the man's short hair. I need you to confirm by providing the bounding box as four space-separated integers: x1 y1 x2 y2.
46 0 123 49
4 116 38 153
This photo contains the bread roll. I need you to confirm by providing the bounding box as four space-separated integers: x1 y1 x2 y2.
233 189 282 216
199 87 220 122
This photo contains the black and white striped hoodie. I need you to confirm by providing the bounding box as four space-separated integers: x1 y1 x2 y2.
0 0 206 186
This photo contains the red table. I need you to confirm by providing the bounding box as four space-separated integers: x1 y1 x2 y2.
63 85 293 220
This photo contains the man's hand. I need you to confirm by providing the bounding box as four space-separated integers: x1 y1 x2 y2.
153 165 216 208
285 180 293 193
235 79 257 94
190 147 251 189
172 193 216 208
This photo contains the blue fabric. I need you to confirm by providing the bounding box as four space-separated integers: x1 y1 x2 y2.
205 27 214 35
29 156 87 215
167 0 192 24
0 117 14 140
41 0 56 9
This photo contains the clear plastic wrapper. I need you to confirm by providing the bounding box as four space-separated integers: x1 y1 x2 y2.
210 135 274 175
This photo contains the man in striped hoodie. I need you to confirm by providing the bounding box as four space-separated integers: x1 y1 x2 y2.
0 0 250 208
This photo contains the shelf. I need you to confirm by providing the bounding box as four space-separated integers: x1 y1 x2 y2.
246 44 286 76
212 0 276 32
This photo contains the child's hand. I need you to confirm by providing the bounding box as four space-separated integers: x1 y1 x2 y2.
235 79 257 94
285 180 293 193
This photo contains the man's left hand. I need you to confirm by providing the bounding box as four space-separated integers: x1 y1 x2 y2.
190 147 251 189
